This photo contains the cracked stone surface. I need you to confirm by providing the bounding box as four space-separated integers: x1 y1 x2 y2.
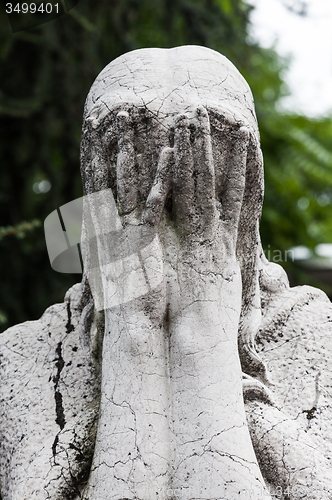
244 284 332 499
1 46 332 500
0 284 99 499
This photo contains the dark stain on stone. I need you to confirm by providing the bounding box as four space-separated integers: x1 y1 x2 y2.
52 433 59 457
303 406 317 420
53 342 66 430
66 300 75 333
55 391 66 429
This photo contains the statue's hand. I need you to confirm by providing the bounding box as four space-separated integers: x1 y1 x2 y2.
85 110 174 311
171 106 250 273
115 110 173 227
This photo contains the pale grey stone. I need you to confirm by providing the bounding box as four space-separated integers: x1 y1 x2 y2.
0 284 99 499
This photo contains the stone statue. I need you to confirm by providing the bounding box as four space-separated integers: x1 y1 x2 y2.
1 46 332 500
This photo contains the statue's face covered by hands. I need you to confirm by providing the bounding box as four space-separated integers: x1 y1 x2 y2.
81 46 263 317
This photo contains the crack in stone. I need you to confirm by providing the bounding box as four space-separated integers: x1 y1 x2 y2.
66 299 75 334
52 341 66 449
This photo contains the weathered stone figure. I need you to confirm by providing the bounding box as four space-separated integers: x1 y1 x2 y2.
1 46 332 500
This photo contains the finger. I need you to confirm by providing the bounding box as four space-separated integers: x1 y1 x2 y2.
85 127 111 193
192 106 216 231
173 114 195 231
116 111 137 216
220 126 249 240
142 147 173 227
239 132 264 224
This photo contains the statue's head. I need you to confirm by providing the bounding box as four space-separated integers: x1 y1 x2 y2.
84 45 259 134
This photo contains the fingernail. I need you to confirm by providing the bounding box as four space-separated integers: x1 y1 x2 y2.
239 126 250 138
196 105 208 118
116 111 130 131
175 114 189 128
160 147 174 158
116 111 129 120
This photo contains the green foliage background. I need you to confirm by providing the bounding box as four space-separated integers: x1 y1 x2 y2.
1 0 332 331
